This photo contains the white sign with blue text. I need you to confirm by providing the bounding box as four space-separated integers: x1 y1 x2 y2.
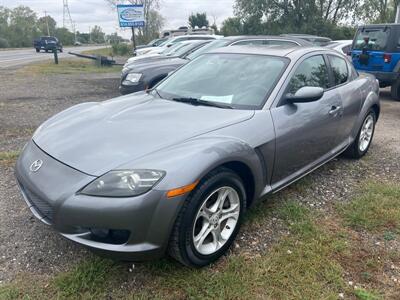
117 4 145 28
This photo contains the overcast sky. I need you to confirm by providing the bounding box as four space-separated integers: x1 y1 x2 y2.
3 0 235 37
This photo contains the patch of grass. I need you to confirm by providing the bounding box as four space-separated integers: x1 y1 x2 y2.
0 150 19 166
354 288 381 300
81 47 113 57
21 59 122 75
81 45 131 57
127 201 349 299
0 285 19 300
54 257 118 298
337 182 400 232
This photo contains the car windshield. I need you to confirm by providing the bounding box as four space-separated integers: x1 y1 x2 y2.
156 53 288 110
353 28 390 50
161 42 187 55
42 37 56 42
154 38 167 46
173 42 206 57
186 39 228 60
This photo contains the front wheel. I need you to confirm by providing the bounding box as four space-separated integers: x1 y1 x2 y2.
168 168 246 267
343 110 376 159
35 48 40 53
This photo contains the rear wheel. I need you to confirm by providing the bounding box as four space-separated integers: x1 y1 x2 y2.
168 168 246 267
343 109 376 159
35 48 40 53
390 79 400 101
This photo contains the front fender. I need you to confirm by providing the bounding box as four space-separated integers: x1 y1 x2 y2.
120 136 265 201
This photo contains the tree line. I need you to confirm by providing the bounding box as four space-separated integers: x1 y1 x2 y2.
219 0 400 39
0 6 125 48
1 0 400 48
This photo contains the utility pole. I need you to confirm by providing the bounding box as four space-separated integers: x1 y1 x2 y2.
89 26 92 44
44 10 50 36
396 3 400 23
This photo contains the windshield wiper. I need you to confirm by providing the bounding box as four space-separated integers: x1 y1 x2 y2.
172 97 233 109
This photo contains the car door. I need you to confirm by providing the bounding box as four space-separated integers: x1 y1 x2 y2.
327 54 362 147
270 54 343 188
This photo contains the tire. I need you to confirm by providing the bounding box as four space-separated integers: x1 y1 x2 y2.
168 167 246 267
391 79 400 101
343 109 376 159
45 49 48 53
35 48 40 53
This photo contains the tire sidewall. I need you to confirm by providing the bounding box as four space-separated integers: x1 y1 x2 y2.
179 171 246 267
356 110 376 157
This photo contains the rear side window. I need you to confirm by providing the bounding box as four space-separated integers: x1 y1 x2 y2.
353 28 390 51
328 55 349 86
288 55 329 94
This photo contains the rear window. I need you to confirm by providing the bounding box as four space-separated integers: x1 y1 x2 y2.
353 28 390 51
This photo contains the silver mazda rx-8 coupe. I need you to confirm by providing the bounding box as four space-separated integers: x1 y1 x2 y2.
15 46 379 267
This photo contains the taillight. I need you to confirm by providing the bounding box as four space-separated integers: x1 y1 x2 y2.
384 53 392 63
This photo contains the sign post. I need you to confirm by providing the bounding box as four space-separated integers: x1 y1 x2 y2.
117 4 145 53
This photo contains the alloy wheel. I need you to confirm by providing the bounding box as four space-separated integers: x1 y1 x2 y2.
358 114 374 152
192 186 240 255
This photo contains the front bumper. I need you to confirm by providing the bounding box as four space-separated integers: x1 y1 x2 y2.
15 141 184 261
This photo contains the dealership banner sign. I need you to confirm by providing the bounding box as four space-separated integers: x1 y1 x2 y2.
117 4 145 28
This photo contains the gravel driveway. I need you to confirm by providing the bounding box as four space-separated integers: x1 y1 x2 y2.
0 67 399 284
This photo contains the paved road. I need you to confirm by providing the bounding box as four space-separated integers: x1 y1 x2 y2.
0 45 108 69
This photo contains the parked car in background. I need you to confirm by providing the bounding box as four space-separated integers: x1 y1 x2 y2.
351 23 400 101
33 36 63 53
326 40 352 56
126 41 204 64
15 46 380 267
281 34 332 46
120 36 313 95
134 35 222 56
120 41 212 94
135 37 168 50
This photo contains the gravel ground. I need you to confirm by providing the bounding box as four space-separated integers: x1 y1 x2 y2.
0 66 399 284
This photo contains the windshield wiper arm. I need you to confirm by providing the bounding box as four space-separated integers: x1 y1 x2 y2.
172 97 233 109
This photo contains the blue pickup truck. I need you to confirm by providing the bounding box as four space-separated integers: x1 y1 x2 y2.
352 24 400 100
33 36 63 53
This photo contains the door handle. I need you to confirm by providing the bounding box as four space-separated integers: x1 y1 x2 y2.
329 106 342 116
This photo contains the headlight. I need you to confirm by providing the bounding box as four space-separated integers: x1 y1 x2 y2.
123 73 142 85
80 170 165 197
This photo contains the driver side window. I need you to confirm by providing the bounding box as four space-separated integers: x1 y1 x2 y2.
288 55 329 94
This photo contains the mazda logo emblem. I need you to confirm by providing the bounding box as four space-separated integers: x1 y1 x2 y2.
30 159 43 172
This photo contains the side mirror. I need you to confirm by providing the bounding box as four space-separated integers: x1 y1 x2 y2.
285 86 324 103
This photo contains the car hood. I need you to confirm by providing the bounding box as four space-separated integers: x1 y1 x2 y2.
33 93 254 176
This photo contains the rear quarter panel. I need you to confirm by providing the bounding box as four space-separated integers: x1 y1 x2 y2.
350 73 380 139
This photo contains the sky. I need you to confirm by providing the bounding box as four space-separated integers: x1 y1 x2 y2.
3 0 235 37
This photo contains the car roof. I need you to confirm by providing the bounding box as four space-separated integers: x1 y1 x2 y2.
221 35 313 46
281 33 331 40
358 23 400 28
171 34 218 39
209 45 332 59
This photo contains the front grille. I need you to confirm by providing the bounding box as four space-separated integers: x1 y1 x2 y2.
20 183 54 223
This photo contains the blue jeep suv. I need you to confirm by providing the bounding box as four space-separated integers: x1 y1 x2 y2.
352 24 400 100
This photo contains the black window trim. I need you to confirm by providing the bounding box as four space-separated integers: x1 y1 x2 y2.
325 53 351 91
276 53 330 107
